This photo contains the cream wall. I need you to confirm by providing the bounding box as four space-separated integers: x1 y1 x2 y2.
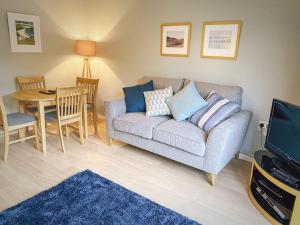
89 0 300 154
0 0 89 111
0 0 299 155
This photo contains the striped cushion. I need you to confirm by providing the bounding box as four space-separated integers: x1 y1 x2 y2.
189 91 241 132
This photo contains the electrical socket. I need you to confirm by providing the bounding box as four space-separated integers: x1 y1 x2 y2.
258 120 268 131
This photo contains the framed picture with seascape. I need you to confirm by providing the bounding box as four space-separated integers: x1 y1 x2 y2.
201 21 241 60
160 22 191 57
7 12 42 53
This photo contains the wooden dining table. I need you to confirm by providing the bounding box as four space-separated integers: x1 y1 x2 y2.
11 89 88 153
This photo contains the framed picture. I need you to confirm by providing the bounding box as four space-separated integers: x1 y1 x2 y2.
7 12 42 53
200 21 241 60
161 22 191 57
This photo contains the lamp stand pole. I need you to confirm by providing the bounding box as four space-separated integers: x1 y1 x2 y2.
82 57 92 78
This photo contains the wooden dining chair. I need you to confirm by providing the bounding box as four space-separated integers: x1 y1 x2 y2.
76 77 99 135
45 87 85 152
16 76 55 115
0 96 40 161
16 76 46 90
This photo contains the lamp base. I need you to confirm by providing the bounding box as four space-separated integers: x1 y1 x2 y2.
82 57 92 78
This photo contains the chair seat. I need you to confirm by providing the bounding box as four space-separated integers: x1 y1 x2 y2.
7 112 36 127
87 103 93 110
45 111 58 122
26 105 56 113
45 111 80 122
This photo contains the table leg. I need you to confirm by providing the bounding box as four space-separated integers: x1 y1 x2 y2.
18 102 26 143
83 95 88 139
38 101 47 153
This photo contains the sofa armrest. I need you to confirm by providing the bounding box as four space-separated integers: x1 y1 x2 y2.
104 98 126 138
204 110 252 175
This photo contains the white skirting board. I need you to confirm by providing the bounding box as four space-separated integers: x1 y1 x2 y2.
238 153 253 162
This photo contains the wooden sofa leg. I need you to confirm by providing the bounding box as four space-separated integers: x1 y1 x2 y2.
109 138 113 146
207 173 216 187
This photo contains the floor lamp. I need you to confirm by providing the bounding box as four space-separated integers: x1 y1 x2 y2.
76 40 96 78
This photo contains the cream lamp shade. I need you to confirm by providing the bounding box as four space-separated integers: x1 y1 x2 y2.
75 40 96 78
76 40 96 57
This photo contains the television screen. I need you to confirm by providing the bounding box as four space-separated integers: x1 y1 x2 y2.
265 99 300 166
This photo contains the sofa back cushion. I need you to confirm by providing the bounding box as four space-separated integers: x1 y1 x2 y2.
141 76 184 93
184 79 243 106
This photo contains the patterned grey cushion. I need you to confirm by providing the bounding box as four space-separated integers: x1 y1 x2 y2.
140 76 184 93
184 79 243 105
113 112 170 139
7 112 36 127
144 87 173 116
153 119 207 156
189 92 241 133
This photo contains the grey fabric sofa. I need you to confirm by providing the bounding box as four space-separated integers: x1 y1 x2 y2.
104 76 252 186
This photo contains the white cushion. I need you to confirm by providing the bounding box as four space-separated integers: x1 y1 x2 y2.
143 87 173 117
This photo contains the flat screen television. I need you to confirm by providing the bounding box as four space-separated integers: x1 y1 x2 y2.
265 99 300 174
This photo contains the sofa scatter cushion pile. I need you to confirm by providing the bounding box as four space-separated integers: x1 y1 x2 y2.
143 87 173 116
123 79 241 134
167 81 207 121
189 91 241 132
123 81 154 113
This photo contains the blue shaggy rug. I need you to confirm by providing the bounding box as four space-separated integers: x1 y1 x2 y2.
0 170 200 225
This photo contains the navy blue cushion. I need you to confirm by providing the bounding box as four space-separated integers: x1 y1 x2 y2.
123 81 154 113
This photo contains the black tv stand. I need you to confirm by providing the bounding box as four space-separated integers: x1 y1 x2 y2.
272 158 300 180
249 150 300 225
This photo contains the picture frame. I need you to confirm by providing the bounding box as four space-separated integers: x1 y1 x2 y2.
160 22 192 57
7 12 42 53
200 21 241 60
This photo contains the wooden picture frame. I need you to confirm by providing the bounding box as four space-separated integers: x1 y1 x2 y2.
7 12 42 53
160 22 192 57
200 21 241 60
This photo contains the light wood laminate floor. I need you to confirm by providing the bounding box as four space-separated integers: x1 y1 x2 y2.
0 121 269 225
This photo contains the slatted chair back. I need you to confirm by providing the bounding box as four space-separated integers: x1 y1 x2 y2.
76 77 99 105
0 96 8 132
56 87 85 121
16 76 46 90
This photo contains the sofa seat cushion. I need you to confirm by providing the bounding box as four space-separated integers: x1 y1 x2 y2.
153 119 207 156
113 112 170 139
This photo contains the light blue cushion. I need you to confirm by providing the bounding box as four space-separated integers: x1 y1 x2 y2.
167 81 207 121
7 112 36 127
